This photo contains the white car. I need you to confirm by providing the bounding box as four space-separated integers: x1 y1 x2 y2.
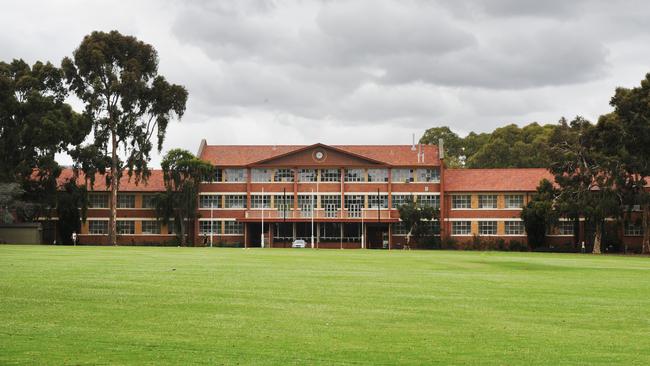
291 239 306 248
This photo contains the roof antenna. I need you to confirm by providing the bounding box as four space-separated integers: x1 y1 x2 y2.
411 133 416 151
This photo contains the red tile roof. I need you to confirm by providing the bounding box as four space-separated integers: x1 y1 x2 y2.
444 168 553 192
199 144 440 166
57 168 166 192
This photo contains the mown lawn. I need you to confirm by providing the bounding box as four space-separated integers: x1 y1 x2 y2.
1 246 649 365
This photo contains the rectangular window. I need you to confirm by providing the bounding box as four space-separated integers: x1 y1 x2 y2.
199 220 219 235
88 193 109 208
345 169 365 182
418 195 440 209
624 222 643 236
505 221 524 235
392 222 409 235
558 221 574 235
416 168 440 183
345 195 365 212
452 221 471 235
116 221 135 235
298 194 315 217
214 169 223 182
199 195 221 209
117 194 135 209
224 221 244 235
505 194 524 208
368 169 388 182
141 194 157 209
368 195 388 209
452 195 471 209
298 169 316 182
141 220 161 235
224 195 247 209
319 222 342 240
478 194 497 209
320 169 340 182
426 220 441 235
251 169 272 182
251 195 271 209
479 221 497 235
224 168 246 182
274 194 294 211
274 168 294 182
392 169 413 183
391 194 411 208
321 195 341 209
88 220 108 234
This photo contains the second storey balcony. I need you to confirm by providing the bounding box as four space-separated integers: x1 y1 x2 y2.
242 208 397 222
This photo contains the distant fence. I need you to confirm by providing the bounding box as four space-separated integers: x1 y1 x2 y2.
0 223 42 244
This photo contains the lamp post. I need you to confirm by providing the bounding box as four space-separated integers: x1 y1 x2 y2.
261 187 264 248
210 200 213 247
311 188 314 249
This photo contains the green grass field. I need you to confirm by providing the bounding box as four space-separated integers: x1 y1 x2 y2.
1 246 650 365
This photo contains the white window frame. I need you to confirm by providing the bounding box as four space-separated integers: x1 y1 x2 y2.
452 195 471 209
478 194 497 209
452 221 471 235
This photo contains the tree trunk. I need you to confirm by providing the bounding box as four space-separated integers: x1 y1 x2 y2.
179 211 186 246
643 204 650 254
592 222 602 254
109 131 118 246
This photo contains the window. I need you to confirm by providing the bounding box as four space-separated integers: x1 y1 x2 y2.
214 169 223 182
392 194 411 208
368 169 388 182
368 195 388 209
345 169 365 182
505 221 524 235
322 195 341 217
88 193 108 208
426 220 441 235
505 194 524 208
345 195 365 214
452 221 471 235
298 195 316 217
298 169 316 182
117 194 135 208
416 168 440 183
319 222 342 239
452 195 471 209
392 222 409 235
116 221 135 235
224 221 244 235
274 168 294 182
392 169 413 183
167 221 178 235
418 195 439 209
479 221 497 235
251 169 272 182
274 194 294 211
224 195 246 209
478 194 497 209
142 194 157 209
625 222 643 236
224 169 247 182
320 169 340 182
558 221 574 235
199 195 221 209
199 220 219 235
88 220 108 234
251 195 271 209
141 221 161 235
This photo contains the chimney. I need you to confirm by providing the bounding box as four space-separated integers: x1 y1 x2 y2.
418 143 422 163
438 138 445 160
411 133 416 151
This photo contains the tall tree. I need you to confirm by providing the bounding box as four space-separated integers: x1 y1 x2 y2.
597 73 650 253
0 59 89 218
62 31 188 245
56 180 88 245
548 117 620 253
521 179 557 249
156 149 213 246
419 126 464 167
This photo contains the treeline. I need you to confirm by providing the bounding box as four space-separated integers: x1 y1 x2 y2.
420 73 650 254
419 123 557 168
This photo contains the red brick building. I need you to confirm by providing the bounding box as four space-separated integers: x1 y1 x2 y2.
62 142 645 251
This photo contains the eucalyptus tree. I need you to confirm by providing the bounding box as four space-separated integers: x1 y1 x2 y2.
62 31 188 245
396 196 439 248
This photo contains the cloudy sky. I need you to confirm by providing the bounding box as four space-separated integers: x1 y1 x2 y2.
2 0 650 166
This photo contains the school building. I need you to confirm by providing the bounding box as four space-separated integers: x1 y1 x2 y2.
59 141 646 251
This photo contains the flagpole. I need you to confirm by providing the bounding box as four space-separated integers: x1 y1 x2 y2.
261 187 264 248
210 200 213 247
311 188 314 249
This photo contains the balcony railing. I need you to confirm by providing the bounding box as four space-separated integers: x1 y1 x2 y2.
245 209 393 220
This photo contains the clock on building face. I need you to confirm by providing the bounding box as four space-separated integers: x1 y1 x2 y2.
315 151 324 160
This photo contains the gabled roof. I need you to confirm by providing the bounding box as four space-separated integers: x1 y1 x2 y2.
57 168 166 192
444 168 553 192
199 144 440 166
